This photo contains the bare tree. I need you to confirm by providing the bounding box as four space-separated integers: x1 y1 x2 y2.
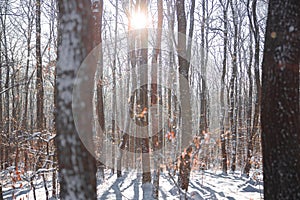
243 0 261 176
0 10 3 171
261 0 300 198
219 0 229 175
36 0 44 131
229 0 238 173
0 0 11 168
92 0 106 180
152 0 163 198
176 0 194 193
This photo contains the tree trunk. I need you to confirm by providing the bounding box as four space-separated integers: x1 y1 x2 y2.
152 0 163 198
136 1 152 194
261 0 300 198
176 0 193 192
229 0 238 173
22 3 33 131
219 0 229 174
4 26 10 169
55 0 97 199
92 0 105 180
200 0 208 134
36 0 44 131
36 0 44 170
0 23 3 170
0 183 3 200
243 0 261 177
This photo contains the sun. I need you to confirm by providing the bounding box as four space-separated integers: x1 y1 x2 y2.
130 11 147 29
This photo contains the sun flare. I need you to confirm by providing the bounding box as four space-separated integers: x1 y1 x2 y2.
130 11 147 29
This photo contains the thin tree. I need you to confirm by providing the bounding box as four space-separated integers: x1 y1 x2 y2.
229 0 238 173
199 0 208 135
21 0 35 172
0 11 3 170
152 0 163 198
243 0 261 176
36 0 44 131
261 0 300 198
219 0 229 175
0 0 11 168
92 0 105 180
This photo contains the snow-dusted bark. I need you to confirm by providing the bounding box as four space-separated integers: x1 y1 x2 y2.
55 0 96 199
261 0 300 198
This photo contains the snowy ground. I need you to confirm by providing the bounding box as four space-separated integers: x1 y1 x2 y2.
2 169 263 200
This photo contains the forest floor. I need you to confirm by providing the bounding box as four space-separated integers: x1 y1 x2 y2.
2 169 263 200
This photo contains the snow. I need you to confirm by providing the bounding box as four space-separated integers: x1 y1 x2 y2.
288 26 294 32
2 169 263 199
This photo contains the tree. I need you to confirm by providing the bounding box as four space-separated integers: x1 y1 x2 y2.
92 0 105 180
199 0 208 135
219 0 229 174
55 0 97 199
152 0 163 198
176 0 194 193
137 1 152 197
0 7 3 170
36 0 44 131
242 0 262 177
0 0 11 169
261 0 300 198
229 0 238 173
35 0 45 171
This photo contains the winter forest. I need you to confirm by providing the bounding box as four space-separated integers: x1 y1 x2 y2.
0 0 299 199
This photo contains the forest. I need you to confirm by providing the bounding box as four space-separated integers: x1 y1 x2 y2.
0 0 299 199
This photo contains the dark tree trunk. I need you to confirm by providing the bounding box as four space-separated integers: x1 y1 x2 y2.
178 148 192 191
0 183 3 200
36 0 44 131
229 0 238 173
219 0 229 174
0 24 3 170
176 0 188 80
117 133 129 177
55 0 97 199
4 26 10 169
244 0 261 176
22 11 33 131
36 0 44 170
199 0 208 134
261 0 300 198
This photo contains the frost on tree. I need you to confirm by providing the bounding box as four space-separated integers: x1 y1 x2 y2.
55 0 97 199
261 0 300 199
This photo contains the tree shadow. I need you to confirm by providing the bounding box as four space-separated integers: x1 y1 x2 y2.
98 172 129 200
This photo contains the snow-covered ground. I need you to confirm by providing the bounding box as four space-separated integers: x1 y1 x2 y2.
2 169 263 200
